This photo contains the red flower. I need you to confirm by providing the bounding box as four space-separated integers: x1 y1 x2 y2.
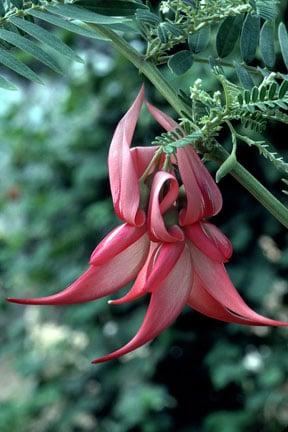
8 87 287 364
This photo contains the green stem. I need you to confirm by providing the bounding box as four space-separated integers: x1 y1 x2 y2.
211 145 288 228
193 56 261 76
90 24 288 229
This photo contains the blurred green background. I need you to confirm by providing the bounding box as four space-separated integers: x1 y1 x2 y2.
1 18 288 432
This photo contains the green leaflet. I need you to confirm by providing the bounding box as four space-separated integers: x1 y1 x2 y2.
237 80 288 114
216 15 243 58
157 23 169 43
240 14 260 64
188 26 210 54
260 21 275 68
234 62 254 89
46 4 130 24
28 9 106 40
9 16 83 63
0 0 5 16
157 22 183 43
0 28 63 74
168 50 193 76
0 46 43 83
254 0 279 20
279 80 288 99
10 0 23 8
135 9 160 26
74 0 147 16
278 22 288 70
0 74 17 90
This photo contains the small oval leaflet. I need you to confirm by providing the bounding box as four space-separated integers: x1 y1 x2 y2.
168 50 193 76
260 21 275 68
216 15 243 58
240 14 260 64
188 25 210 54
234 62 254 89
279 22 288 70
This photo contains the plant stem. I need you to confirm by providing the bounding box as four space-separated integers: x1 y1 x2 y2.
90 24 288 229
211 145 288 228
194 56 261 76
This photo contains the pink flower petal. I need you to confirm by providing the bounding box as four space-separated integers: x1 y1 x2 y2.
111 240 185 304
189 242 288 326
131 146 158 178
92 244 192 363
145 101 223 225
148 171 184 243
8 231 149 305
145 102 178 131
188 273 261 325
90 223 147 266
185 222 232 263
108 86 146 226
110 242 160 305
177 147 223 225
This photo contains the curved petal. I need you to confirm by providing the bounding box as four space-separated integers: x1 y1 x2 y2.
146 100 222 225
177 147 223 225
110 242 160 305
189 242 288 326
90 223 147 266
188 273 261 325
148 171 184 243
8 232 150 305
92 245 192 363
131 146 158 178
108 86 145 226
145 102 178 131
185 222 232 263
111 241 185 304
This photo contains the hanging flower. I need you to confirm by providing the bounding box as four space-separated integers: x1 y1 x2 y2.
8 87 287 364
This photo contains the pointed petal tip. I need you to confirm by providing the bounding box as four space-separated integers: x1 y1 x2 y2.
7 296 65 306
7 297 23 304
91 357 106 364
6 297 36 305
91 351 129 364
108 291 142 305
108 298 125 305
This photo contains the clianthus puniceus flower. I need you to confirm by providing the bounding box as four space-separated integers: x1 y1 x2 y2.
8 86 287 364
